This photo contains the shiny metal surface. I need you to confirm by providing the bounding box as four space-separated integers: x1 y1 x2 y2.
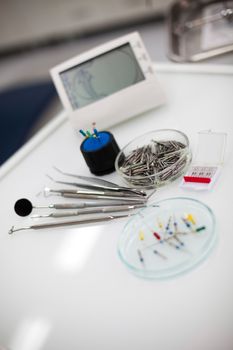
30 204 145 218
8 214 131 234
168 0 233 62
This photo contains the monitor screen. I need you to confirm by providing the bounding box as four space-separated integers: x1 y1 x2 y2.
59 43 145 110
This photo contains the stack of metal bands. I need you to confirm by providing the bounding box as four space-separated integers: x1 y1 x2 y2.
119 140 190 187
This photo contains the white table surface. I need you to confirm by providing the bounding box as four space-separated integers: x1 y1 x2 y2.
0 64 233 350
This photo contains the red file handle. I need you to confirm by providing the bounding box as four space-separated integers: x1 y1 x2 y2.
184 176 211 184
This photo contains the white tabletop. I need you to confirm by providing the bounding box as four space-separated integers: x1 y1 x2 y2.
0 64 233 350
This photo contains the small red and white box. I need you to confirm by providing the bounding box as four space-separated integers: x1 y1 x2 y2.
181 130 227 190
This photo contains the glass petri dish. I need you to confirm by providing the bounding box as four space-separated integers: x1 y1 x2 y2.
115 129 192 189
118 197 216 279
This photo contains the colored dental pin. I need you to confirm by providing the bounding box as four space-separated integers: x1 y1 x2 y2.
153 249 167 260
137 249 144 264
186 214 196 225
139 230 145 241
153 231 161 240
173 215 178 232
166 216 172 230
182 217 192 229
173 235 185 246
139 212 161 241
157 219 163 229
195 226 206 232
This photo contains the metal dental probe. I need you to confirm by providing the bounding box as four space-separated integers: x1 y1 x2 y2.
31 204 145 219
46 175 145 198
53 166 146 196
43 188 147 202
8 213 132 234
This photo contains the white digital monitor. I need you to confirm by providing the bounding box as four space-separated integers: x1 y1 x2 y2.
50 32 165 130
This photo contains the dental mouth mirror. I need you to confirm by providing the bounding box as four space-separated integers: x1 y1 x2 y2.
14 198 34 217
14 198 146 217
53 166 146 196
9 213 132 234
